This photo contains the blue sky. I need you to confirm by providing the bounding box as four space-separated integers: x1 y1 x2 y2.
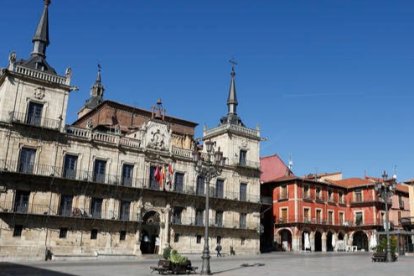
1 0 414 180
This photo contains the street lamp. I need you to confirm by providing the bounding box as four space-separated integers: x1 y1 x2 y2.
374 170 397 262
193 140 225 275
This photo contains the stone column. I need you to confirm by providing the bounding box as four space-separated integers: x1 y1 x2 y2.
322 232 327 252
333 233 338 251
164 204 171 250
310 232 315 252
133 199 143 256
292 235 300 252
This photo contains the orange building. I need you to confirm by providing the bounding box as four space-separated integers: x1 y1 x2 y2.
261 162 411 253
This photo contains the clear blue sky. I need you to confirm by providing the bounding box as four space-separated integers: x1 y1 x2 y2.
2 1 414 181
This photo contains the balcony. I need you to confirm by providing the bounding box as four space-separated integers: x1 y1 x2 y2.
279 192 288 201
315 195 325 204
10 111 60 130
232 158 260 169
0 159 262 206
302 195 313 202
170 216 257 232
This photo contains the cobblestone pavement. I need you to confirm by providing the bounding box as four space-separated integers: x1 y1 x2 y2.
1 252 413 276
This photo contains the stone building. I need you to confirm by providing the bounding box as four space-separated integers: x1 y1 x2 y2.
0 1 261 260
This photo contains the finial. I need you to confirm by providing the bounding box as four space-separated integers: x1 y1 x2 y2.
96 64 102 83
157 98 162 105
44 0 51 6
229 58 237 76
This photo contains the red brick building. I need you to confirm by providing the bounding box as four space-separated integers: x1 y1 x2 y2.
261 165 410 253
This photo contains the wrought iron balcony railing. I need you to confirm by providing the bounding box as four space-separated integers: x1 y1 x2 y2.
10 111 61 130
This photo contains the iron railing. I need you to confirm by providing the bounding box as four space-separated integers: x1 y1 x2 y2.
10 111 61 130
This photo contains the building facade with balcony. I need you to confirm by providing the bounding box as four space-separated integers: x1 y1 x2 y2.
0 1 261 260
261 171 410 253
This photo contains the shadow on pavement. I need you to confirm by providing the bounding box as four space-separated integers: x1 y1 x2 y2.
0 262 76 276
213 263 265 275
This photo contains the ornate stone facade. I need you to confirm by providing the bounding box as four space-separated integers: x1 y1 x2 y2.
0 1 261 260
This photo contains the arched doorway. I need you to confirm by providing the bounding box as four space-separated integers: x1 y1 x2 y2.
140 211 160 254
327 231 334 252
338 232 344 240
302 230 311 251
315 231 322 252
279 229 292 251
353 231 368 251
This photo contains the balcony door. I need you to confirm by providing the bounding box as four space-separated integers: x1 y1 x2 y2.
93 160 106 183
63 155 78 179
18 148 36 174
14 191 30 213
59 195 73 216
26 102 43 126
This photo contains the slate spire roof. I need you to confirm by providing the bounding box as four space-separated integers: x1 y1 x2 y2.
17 0 56 74
220 61 244 126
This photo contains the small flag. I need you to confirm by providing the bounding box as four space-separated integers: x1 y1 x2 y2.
154 166 160 184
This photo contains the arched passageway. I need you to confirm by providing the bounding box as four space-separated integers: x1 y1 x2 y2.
353 231 368 251
315 231 322 252
279 229 292 251
140 211 160 254
302 231 311 251
327 232 334 252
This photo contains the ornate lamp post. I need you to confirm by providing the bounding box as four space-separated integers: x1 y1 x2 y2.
193 140 225 275
374 170 397 262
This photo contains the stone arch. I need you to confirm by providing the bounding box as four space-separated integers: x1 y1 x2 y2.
352 230 368 251
140 210 161 254
337 231 345 240
275 228 293 251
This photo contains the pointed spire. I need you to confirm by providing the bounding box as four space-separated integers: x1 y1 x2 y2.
227 59 238 115
32 0 51 58
91 64 104 98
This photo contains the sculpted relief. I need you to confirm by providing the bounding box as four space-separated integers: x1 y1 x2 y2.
144 121 171 151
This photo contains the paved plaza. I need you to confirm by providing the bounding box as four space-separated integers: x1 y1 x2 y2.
1 253 413 276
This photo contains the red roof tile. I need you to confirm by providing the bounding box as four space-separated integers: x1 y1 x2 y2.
331 177 375 188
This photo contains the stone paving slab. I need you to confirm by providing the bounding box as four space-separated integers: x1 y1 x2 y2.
1 252 413 276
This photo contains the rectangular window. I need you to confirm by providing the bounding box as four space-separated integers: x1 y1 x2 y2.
59 195 73 217
196 235 202 244
174 233 180 243
93 159 106 183
149 166 159 190
174 172 184 192
59 228 68 239
328 190 333 202
339 212 344 225
122 164 134 186
172 208 183 224
63 154 78 179
239 150 247 166
14 190 30 213
27 102 43 126
339 192 344 204
196 176 205 195
328 211 334 225
280 185 288 199
18 148 36 174
316 187 322 200
215 179 224 198
119 201 130 221
303 185 310 199
316 209 322 224
240 183 247 201
281 208 288 223
215 211 223 227
91 229 98 240
217 236 222 244
120 231 126 241
304 208 310 223
399 195 404 209
13 225 23 237
90 198 103 219
354 189 362 202
355 212 363 226
195 209 204 226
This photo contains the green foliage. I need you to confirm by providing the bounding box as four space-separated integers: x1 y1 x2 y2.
168 249 188 265
163 246 172 260
376 236 397 254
